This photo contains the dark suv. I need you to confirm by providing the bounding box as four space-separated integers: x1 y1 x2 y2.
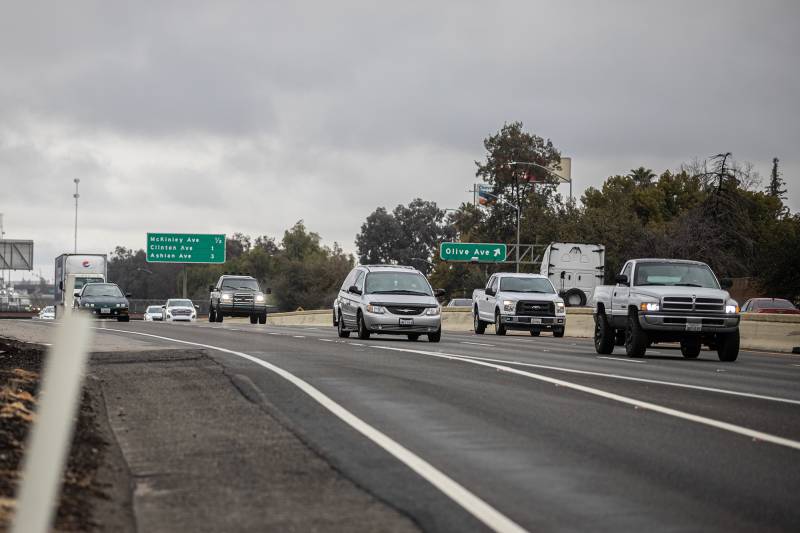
209 275 270 324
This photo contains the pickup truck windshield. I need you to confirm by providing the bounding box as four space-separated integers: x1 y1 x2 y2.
221 278 259 290
167 299 194 307
365 272 432 296
499 277 555 293
634 263 719 288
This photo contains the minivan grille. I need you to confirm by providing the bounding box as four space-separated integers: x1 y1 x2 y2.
386 306 425 316
516 301 554 316
662 297 724 313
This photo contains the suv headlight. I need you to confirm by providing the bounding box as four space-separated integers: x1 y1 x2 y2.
255 293 265 303
221 293 232 301
503 300 516 312
425 306 441 316
640 302 660 312
367 304 385 314
556 301 565 314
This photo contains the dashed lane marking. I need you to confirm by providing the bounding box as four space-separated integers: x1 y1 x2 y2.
460 341 496 347
596 356 647 364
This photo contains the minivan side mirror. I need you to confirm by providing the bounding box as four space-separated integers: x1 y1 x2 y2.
126 293 132 298
434 288 446 297
719 278 733 289
348 285 362 295
265 287 272 294
615 274 629 285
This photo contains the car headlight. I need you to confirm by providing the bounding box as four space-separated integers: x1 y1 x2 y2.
503 300 516 312
84 302 94 308
725 304 739 314
556 301 565 314
640 302 660 312
425 306 441 316
367 304 385 314
221 293 232 301
255 293 265 303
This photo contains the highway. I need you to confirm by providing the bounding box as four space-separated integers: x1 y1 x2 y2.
28 320 800 531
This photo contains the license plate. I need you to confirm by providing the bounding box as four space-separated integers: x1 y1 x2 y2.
399 318 414 326
101 308 111 314
686 323 702 332
531 318 542 324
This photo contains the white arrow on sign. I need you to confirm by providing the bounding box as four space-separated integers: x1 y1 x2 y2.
494 248 501 257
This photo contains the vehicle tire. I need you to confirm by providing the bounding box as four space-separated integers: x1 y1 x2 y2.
594 313 615 354
716 330 740 362
680 337 701 359
337 312 350 338
564 288 587 307
408 333 420 341
473 309 486 334
428 328 441 343
494 311 506 336
215 306 223 323
117 315 130 323
357 312 371 340
625 313 648 357
530 329 541 337
258 313 267 325
208 307 216 322
553 327 565 338
250 315 258 324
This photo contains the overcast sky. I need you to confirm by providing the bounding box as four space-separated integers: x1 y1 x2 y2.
1 1 798 282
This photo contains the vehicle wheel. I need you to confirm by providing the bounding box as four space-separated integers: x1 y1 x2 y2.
473 309 486 334
716 330 740 362
337 312 350 338
553 327 565 338
428 328 441 343
215 306 223 323
594 313 615 354
258 313 267 325
530 329 541 337
208 307 216 322
625 313 648 357
680 337 701 359
357 312 371 340
494 311 506 336
564 288 587 307
408 333 420 341
117 316 130 323
250 315 258 324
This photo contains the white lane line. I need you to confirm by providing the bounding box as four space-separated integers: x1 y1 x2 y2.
350 343 365 347
461 341 496 347
267 332 282 335
374 345 800 451
792 364 800 368
597 356 646 364
318 339 333 343
292 336 306 339
100 328 526 533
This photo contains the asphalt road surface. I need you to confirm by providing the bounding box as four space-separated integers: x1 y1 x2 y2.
31 320 800 531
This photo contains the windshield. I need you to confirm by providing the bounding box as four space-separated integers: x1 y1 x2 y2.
74 277 102 290
146 306 162 313
167 299 194 307
499 277 556 293
634 262 719 288
83 284 124 298
365 272 432 296
221 278 260 291
755 299 795 309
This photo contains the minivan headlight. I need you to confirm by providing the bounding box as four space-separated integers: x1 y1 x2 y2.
367 304 385 314
426 306 441 316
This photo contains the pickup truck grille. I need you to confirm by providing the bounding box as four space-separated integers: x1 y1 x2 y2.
516 301 554 316
171 308 192 316
386 306 425 316
661 297 724 313
234 293 254 303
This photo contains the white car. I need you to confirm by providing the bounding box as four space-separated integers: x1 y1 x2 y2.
143 305 164 321
38 306 55 320
163 299 198 322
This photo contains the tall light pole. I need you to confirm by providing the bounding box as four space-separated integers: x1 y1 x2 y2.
73 179 80 253
479 191 521 272
0 213 5 286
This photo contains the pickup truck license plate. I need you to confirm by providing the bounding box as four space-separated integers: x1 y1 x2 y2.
100 308 111 314
399 318 414 327
531 318 542 324
686 323 702 332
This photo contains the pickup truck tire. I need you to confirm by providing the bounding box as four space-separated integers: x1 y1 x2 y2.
553 326 565 338
473 311 486 334
530 329 541 337
258 313 267 325
564 288 587 307
680 337 701 358
625 314 648 357
357 312 371 340
249 315 258 324
215 306 223 322
716 330 740 362
494 311 506 336
594 314 615 354
208 307 216 322
337 313 350 338
408 334 420 341
428 329 441 343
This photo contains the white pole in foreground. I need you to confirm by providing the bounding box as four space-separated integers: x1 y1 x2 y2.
12 277 93 533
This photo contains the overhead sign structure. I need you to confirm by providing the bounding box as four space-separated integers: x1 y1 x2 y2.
0 240 34 270
440 242 507 263
146 233 226 264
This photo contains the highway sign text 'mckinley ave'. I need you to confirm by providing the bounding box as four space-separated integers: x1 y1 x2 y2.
146 233 226 264
440 242 507 263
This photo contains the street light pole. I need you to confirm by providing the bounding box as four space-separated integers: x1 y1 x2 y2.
73 179 80 254
479 191 521 272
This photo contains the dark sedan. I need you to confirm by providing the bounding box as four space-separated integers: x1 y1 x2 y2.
76 282 131 322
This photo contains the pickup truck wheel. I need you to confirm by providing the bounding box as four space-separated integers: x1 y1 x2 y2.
473 310 486 334
258 313 267 325
357 312 371 340
249 315 258 324
337 312 350 338
553 327 565 338
494 311 506 336
716 330 740 362
215 306 223 323
530 329 541 337
428 328 441 343
625 314 648 357
594 314 615 354
680 337 701 358
408 333 420 341
208 307 216 322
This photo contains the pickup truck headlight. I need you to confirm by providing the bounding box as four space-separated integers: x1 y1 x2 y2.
725 304 739 314
556 302 565 314
640 302 660 312
221 293 232 301
255 293 265 303
503 300 516 312
425 306 441 316
366 304 385 314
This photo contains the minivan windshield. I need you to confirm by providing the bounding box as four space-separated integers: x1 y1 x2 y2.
634 262 719 289
365 272 432 296
221 278 260 290
499 277 556 293
82 284 124 298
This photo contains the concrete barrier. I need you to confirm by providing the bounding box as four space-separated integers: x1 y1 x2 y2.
264 307 800 354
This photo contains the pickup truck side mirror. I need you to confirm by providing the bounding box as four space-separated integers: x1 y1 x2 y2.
208 285 215 292
125 293 132 298
434 288 446 297
265 287 272 295
615 274 629 285
485 287 496 296
719 278 733 289
349 285 362 295
195 304 200 309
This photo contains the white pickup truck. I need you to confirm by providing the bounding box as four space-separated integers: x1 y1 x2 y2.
472 273 566 336
592 258 740 361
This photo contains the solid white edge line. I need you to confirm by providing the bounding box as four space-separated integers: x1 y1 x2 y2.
99 327 527 533
371 345 800 451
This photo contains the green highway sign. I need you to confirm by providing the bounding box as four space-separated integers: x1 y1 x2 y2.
146 233 226 264
440 242 507 263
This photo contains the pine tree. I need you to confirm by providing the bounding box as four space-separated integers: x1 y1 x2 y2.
766 157 787 200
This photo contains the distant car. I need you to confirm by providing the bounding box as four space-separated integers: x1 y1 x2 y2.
446 298 472 308
741 298 800 314
38 306 55 320
75 282 130 322
209 275 269 324
143 305 165 321
163 299 198 322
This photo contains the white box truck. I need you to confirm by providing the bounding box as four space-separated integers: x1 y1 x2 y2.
54 254 108 314
539 243 605 306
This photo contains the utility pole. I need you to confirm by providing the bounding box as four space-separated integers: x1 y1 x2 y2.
0 213 5 287
73 179 80 254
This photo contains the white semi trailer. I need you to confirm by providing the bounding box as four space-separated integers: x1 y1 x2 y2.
539 242 605 306
54 253 108 314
